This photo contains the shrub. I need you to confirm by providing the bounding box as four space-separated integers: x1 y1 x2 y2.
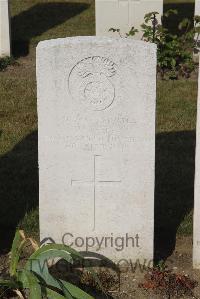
109 10 200 79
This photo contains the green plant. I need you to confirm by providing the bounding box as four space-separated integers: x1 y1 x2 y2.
141 10 197 79
155 260 166 272
141 11 162 43
110 10 200 79
0 230 98 298
109 26 138 37
0 56 15 71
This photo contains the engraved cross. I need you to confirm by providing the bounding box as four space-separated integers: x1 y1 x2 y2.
71 155 121 231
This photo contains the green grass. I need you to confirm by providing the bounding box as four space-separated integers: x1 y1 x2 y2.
0 0 198 255
155 80 197 258
0 0 95 250
11 0 95 58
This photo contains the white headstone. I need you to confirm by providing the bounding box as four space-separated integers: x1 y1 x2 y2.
193 60 200 269
95 0 163 39
37 37 156 262
195 0 200 16
0 0 11 57
194 1 200 59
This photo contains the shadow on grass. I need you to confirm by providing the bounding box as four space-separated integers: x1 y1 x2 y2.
163 2 195 35
154 130 195 261
11 2 90 58
0 131 38 253
0 129 195 259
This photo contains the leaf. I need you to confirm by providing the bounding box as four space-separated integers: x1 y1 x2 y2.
25 244 82 291
45 288 67 299
26 256 57 290
10 230 25 277
178 18 190 30
10 230 40 278
127 26 139 36
60 280 94 299
57 280 73 299
25 244 96 298
19 270 42 299
27 238 39 251
18 269 38 288
145 11 159 19
19 230 26 240
26 249 74 273
164 9 178 18
109 28 120 33
27 244 84 265
0 279 18 288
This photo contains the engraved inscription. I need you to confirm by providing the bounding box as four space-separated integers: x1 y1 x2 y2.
45 113 136 151
68 56 117 111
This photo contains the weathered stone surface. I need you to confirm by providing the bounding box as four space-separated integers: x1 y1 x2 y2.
37 37 156 262
0 0 10 57
196 0 200 16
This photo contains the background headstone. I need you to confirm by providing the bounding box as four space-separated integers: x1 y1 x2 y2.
0 0 11 57
193 60 200 269
37 37 156 262
193 0 200 60
196 0 200 16
95 0 163 39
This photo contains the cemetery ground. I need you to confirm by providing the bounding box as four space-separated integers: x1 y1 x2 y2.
0 0 200 298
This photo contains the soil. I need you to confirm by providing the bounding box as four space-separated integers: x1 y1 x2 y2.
109 236 200 299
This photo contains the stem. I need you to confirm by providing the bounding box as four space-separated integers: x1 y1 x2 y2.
195 32 200 48
153 13 156 43
0 288 10 298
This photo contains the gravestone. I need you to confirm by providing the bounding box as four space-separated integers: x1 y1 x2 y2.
95 0 163 39
193 61 200 269
193 1 200 61
195 0 200 16
0 0 11 57
37 37 156 262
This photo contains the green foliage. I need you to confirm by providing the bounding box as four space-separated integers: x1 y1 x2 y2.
155 260 167 272
110 10 200 79
0 56 15 71
141 10 197 79
0 230 96 299
109 28 120 34
125 26 138 37
18 209 39 236
109 26 138 37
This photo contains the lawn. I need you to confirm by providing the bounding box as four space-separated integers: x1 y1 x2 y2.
0 0 198 257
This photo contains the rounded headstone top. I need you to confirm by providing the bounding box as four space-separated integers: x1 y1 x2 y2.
36 36 157 51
